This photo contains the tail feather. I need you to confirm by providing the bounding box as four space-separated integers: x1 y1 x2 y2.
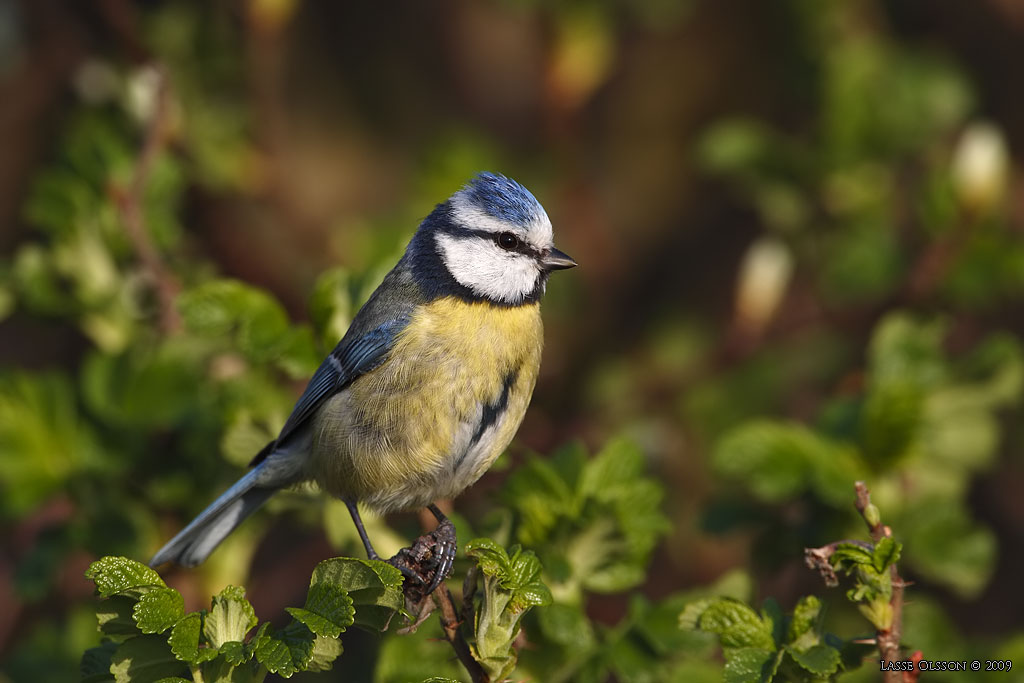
149 467 277 568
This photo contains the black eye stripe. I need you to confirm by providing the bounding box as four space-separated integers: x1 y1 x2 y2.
454 228 541 258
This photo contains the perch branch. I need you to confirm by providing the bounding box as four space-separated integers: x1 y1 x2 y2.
435 587 489 683
853 482 911 682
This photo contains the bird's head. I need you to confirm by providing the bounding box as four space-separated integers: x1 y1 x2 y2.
421 172 576 306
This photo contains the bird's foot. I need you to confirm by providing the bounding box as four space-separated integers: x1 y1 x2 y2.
387 517 457 606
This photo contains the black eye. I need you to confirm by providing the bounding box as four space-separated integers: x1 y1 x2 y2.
497 232 520 251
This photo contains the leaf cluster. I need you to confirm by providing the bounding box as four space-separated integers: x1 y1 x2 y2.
712 312 1021 597
502 437 671 602
81 556 402 682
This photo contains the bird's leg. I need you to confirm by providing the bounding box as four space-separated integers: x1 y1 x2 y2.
345 500 381 561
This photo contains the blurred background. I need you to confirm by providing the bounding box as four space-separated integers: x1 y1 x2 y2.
2 0 1024 680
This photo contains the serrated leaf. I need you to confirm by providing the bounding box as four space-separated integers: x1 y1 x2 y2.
578 437 645 502
786 595 821 647
872 537 901 574
168 612 218 665
722 647 775 683
219 639 256 666
291 582 354 637
713 421 825 502
680 598 716 631
110 635 189 683
133 587 184 634
311 558 402 632
306 634 344 672
465 538 512 577
254 620 316 677
830 543 874 569
698 599 776 652
81 641 117 683
789 643 841 676
86 556 166 598
203 585 257 648
96 596 140 638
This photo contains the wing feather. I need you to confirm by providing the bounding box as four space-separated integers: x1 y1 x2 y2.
251 316 409 465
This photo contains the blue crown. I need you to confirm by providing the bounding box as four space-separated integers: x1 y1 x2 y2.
460 172 545 226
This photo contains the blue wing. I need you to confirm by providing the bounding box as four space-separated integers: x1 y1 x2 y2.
251 316 409 465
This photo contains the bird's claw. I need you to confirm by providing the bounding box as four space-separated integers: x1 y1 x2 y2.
386 518 457 605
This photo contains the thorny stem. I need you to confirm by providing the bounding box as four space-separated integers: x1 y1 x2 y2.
852 482 913 683
806 483 915 682
435 587 489 683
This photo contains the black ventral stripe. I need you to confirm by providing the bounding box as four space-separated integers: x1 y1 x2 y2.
463 364 522 458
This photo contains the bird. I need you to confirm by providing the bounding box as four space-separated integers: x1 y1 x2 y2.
149 172 576 593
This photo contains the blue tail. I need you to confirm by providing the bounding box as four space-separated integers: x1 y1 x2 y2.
149 458 291 567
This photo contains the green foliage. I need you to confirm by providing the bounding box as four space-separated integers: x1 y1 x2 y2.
82 556 402 682
465 539 552 680
503 438 670 602
683 543 896 682
5 1 1024 681
713 312 1020 598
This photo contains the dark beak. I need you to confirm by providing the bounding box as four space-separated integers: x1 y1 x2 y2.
542 247 577 271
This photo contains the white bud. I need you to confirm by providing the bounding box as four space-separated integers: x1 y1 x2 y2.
123 65 162 124
951 121 1009 212
734 236 794 335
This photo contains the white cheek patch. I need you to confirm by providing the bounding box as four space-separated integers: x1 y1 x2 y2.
436 233 540 304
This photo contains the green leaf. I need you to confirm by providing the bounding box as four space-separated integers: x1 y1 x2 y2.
305 635 344 672
203 585 257 648
902 501 996 597
178 279 298 364
872 537 901 574
722 647 775 683
309 266 352 348
110 635 189 683
168 612 218 665
132 588 184 634
536 601 595 648
219 639 256 666
285 582 354 638
697 599 776 652
96 596 140 638
466 539 553 610
81 641 118 683
578 437 645 502
253 620 316 677
714 421 852 502
789 644 841 676
310 558 402 632
86 556 166 598
831 543 875 569
786 596 821 652
466 539 553 681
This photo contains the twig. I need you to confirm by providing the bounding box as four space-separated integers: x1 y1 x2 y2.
435 587 489 683
854 482 909 683
112 64 183 334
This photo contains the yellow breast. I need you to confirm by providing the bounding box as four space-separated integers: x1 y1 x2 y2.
310 297 543 511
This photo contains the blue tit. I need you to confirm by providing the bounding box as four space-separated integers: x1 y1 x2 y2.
149 172 576 590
